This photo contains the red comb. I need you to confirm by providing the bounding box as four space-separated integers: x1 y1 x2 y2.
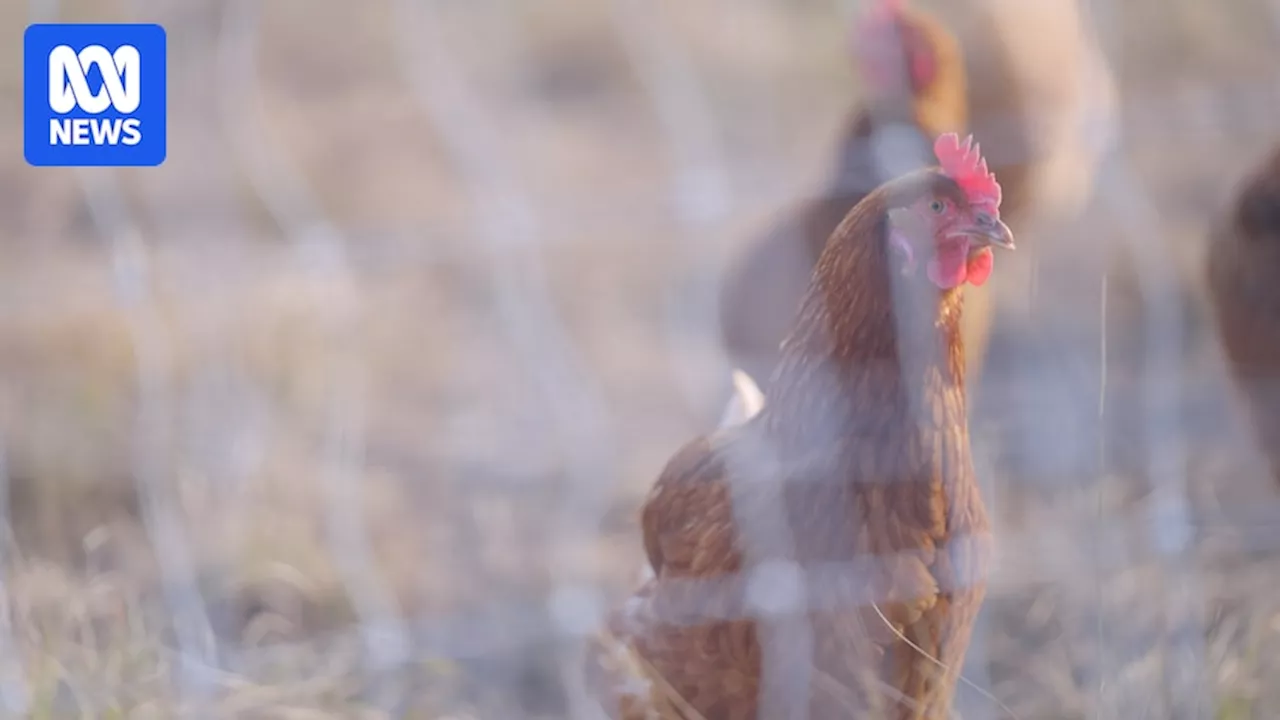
933 133 1003 211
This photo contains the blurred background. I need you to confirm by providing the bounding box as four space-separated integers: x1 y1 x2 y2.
3 0 1280 717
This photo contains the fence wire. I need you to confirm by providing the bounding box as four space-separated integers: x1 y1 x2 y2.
6 0 1280 718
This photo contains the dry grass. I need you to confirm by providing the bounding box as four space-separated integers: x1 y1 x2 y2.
4 0 1280 717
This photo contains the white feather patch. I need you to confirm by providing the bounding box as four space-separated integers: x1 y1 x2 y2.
717 369 766 428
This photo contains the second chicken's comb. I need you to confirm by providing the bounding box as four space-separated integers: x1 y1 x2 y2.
933 133 1003 210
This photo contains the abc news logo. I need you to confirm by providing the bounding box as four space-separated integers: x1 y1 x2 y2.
24 23 167 167
48 44 143 147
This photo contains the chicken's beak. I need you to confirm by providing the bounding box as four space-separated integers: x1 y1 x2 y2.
971 217 1016 251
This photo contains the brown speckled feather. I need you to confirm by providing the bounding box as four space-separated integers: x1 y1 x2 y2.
589 171 994 719
1207 147 1280 486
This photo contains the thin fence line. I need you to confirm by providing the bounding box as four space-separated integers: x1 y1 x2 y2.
389 1 622 716
0 445 29 717
604 0 735 419
214 2 412 711
601 2 824 715
1094 126 1209 720
28 0 223 708
131 0 270 650
190 506 1225 674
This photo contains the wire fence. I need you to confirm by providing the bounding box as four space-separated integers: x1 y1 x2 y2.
5 0 1280 717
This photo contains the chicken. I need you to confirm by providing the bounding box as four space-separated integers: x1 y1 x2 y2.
588 134 1014 719
717 0 970 398
717 0 1117 427
1206 146 1280 487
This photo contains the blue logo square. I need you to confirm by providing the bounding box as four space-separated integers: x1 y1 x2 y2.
24 23 167 167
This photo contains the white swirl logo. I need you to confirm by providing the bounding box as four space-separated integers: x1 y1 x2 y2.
47 44 140 114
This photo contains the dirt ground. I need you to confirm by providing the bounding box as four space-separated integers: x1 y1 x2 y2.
4 0 1280 717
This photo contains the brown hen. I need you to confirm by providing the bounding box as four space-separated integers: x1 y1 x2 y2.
589 135 1013 719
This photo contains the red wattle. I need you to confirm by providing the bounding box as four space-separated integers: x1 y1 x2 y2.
965 248 994 286
927 238 970 289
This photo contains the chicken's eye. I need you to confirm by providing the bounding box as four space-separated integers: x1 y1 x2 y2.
929 199 946 214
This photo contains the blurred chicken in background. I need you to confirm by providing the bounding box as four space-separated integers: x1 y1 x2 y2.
717 0 969 399
716 0 1118 455
927 0 1117 236
924 0 1118 367
920 0 1120 495
1207 144 1280 489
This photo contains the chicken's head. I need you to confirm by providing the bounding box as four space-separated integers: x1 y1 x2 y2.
853 0 937 99
887 133 1014 290
849 0 967 137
